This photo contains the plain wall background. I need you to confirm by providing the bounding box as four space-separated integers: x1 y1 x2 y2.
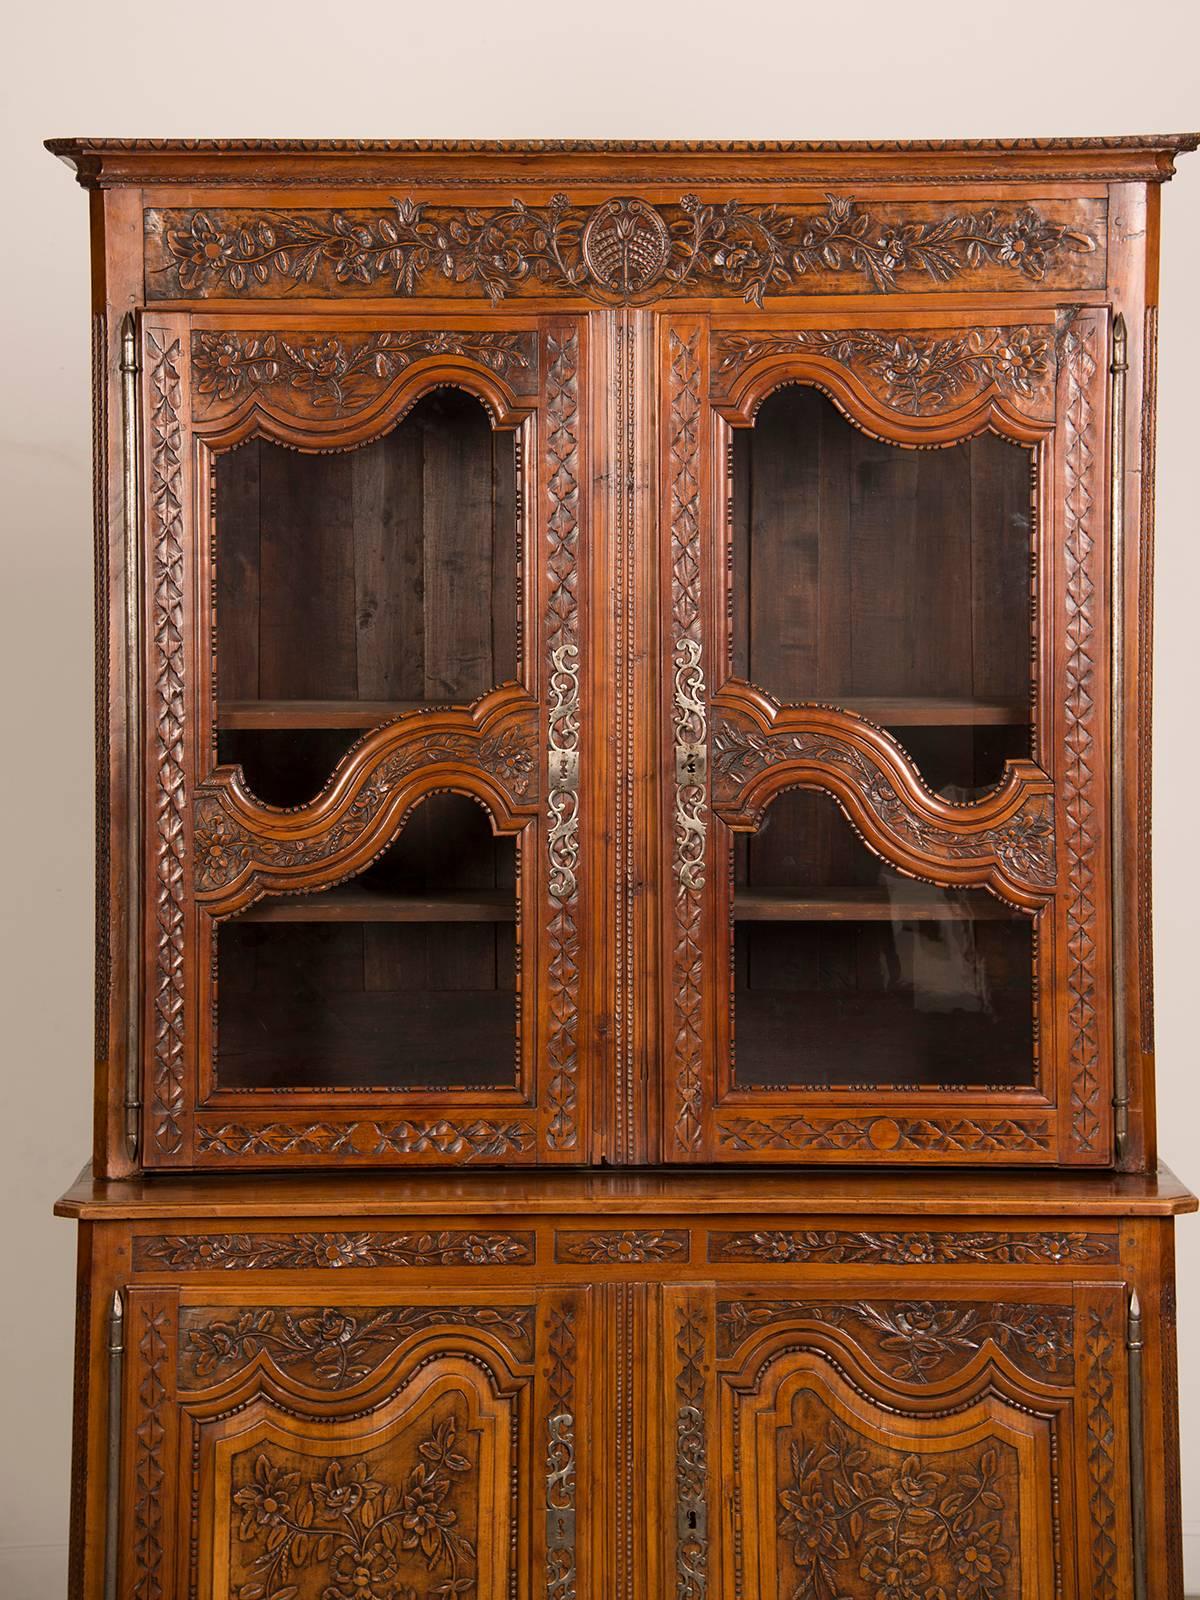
1 3 1197 1593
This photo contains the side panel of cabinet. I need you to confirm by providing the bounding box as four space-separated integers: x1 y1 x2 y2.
657 308 1113 1166
135 313 598 1168
113 1280 587 1600
663 1279 1133 1599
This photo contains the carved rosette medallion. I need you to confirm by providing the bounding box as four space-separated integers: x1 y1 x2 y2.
581 197 673 297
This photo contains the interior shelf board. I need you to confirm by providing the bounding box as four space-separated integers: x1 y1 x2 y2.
734 887 1019 922
237 887 516 924
219 699 440 729
838 695 1029 726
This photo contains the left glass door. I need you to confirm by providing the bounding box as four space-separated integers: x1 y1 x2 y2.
138 315 592 1167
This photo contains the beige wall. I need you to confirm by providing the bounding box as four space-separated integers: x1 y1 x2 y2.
1 2 1197 1593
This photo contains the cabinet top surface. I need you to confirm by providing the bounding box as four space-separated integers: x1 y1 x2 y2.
46 132 1200 187
55 1163 1198 1220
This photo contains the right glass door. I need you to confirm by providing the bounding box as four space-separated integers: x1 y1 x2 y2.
659 311 1110 1165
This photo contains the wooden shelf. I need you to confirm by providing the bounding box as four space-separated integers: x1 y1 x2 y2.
838 696 1029 727
219 699 438 730
735 887 1019 922
237 888 515 924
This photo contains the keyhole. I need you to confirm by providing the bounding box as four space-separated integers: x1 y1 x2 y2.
687 1511 697 1530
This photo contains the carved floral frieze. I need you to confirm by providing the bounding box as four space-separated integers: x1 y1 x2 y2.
190 328 538 415
713 324 1056 415
146 194 1101 305
136 1227 535 1271
709 1228 1116 1266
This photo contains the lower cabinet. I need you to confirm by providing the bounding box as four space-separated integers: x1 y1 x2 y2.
64 1187 1187 1599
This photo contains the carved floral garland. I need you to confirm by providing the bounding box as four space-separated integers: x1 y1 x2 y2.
150 194 1097 305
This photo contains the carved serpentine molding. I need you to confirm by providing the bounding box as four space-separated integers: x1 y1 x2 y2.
190 327 539 415
178 1302 536 1389
711 701 1055 897
715 1298 1075 1384
712 323 1056 416
192 694 538 909
544 328 582 1153
147 195 1099 304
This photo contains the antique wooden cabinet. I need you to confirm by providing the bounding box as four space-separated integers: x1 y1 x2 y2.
48 134 1197 1599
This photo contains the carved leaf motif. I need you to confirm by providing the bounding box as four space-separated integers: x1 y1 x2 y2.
137 1229 535 1271
717 1114 1052 1155
151 197 1098 306
713 325 1055 414
708 1228 1115 1267
195 1119 536 1161
190 329 537 414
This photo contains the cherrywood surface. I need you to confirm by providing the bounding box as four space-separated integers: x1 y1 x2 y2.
48 133 1199 1600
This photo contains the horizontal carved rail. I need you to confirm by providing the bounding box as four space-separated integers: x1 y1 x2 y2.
711 684 1054 902
194 686 539 913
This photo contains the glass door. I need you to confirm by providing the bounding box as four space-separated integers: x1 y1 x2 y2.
660 311 1110 1165
140 315 593 1166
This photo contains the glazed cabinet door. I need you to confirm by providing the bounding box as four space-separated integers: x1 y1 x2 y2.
135 314 593 1167
114 1277 585 1600
664 1278 1133 1599
658 309 1113 1165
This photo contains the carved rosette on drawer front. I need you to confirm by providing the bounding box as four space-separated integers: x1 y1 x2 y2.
192 691 538 913
715 1298 1074 1385
711 323 1057 417
147 329 188 1158
190 328 539 417
146 195 1103 304
668 327 708 1154
178 1304 536 1389
711 697 1056 900
544 328 582 1152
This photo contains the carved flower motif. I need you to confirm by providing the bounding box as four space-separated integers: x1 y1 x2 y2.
860 1544 933 1600
779 1478 849 1567
993 808 1053 882
191 332 251 399
309 1233 376 1268
888 1232 939 1264
327 1545 399 1598
891 1454 947 1509
1017 1312 1064 1365
310 1459 382 1517
400 1463 458 1559
193 812 247 887
167 213 236 289
954 1531 1009 1588
233 1454 299 1538
996 330 1049 387
297 1307 359 1351
995 209 1059 279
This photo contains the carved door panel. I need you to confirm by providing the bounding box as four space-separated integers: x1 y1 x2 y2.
117 1283 585 1599
664 1282 1132 1599
658 309 1112 1165
136 314 593 1167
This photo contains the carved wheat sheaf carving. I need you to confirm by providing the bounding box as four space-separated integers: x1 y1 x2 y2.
147 330 188 1158
712 323 1057 415
668 329 707 1152
1063 325 1104 1154
147 195 1099 304
544 328 582 1151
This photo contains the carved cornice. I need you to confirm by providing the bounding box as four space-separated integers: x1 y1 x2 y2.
711 695 1054 899
708 1228 1117 1266
190 327 538 417
715 1297 1075 1384
178 1302 535 1388
712 323 1056 417
193 690 537 912
137 1228 535 1271
144 195 1101 305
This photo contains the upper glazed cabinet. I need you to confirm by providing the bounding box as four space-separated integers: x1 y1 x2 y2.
63 141 1183 1171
